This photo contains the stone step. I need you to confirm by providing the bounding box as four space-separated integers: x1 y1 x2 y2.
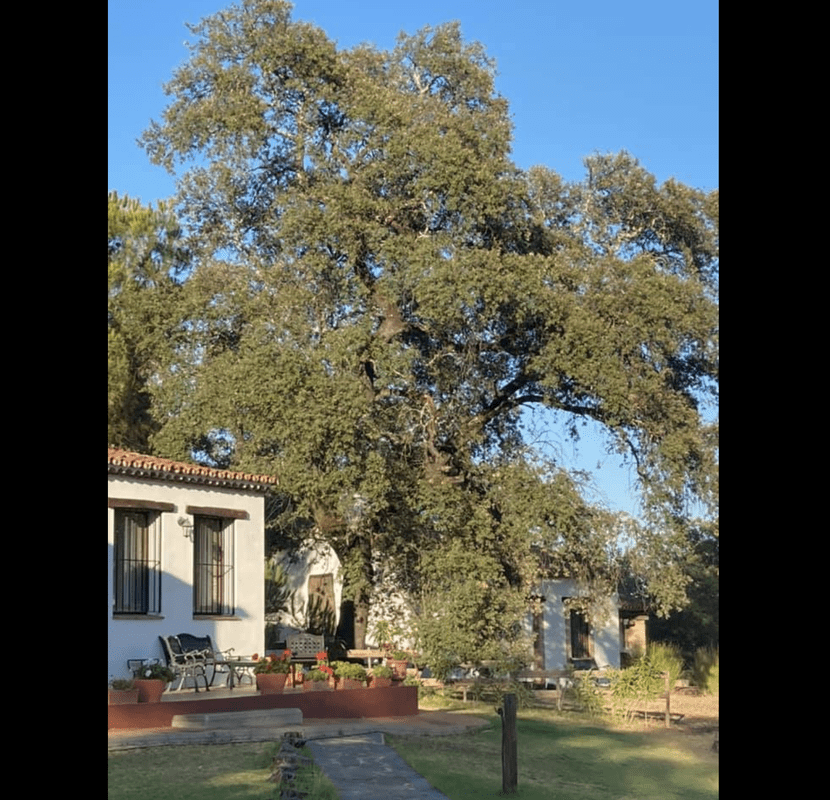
172 707 303 730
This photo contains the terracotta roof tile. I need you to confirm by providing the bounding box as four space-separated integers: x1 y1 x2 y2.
108 448 277 491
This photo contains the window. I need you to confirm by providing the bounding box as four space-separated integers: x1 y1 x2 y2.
569 610 592 660
113 509 161 615
530 594 546 670
193 515 235 616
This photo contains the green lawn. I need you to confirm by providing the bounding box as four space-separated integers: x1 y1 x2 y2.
109 701 717 800
108 742 338 800
388 706 718 800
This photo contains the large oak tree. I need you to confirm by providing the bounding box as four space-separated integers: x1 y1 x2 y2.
135 0 718 658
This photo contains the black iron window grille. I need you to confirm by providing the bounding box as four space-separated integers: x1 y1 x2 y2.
193 516 235 616
113 509 162 614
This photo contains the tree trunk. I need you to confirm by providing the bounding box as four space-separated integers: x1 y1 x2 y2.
340 534 374 650
336 599 355 650
501 693 518 794
353 595 369 650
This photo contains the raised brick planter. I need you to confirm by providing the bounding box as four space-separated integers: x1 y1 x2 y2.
108 684 418 730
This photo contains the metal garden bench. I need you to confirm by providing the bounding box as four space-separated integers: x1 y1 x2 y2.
159 634 235 691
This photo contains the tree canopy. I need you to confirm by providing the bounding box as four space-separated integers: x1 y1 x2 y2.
119 0 718 659
108 191 190 451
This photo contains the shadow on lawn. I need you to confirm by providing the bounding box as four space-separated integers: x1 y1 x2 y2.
390 714 718 800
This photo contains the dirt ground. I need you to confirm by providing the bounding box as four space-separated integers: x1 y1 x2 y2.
531 686 719 761
633 687 719 729
602 688 719 761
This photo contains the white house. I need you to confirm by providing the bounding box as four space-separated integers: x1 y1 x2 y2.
270 540 626 671
527 579 622 671
107 448 277 682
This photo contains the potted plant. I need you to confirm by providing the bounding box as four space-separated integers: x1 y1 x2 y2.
303 664 335 691
303 651 335 691
373 622 412 680
134 663 175 703
253 649 292 694
369 664 394 689
108 677 139 705
332 660 367 690
385 650 410 680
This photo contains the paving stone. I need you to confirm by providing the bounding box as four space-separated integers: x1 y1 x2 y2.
307 734 452 800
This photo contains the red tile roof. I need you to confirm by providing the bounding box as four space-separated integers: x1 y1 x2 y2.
108 448 277 491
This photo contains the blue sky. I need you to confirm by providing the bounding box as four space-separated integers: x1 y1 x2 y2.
108 0 718 517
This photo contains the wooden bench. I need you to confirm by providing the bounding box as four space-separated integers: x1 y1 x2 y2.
346 649 387 668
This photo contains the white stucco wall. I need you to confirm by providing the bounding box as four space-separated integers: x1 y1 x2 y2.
271 539 342 637
108 474 266 681
531 579 621 671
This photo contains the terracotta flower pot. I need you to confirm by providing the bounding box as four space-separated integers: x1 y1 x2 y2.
134 679 166 704
108 689 140 705
303 680 332 692
337 677 365 691
387 659 408 680
370 676 393 689
256 672 288 694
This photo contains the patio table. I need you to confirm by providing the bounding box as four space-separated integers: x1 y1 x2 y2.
224 658 258 690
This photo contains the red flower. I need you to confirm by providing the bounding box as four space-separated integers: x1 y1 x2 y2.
251 653 259 661
316 651 328 661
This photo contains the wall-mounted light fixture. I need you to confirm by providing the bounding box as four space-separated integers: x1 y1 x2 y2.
177 515 194 541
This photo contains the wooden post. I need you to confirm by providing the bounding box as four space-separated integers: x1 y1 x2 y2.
501 693 518 794
664 672 671 728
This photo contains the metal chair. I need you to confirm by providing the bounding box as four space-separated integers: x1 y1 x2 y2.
175 633 235 688
158 635 209 692
286 632 325 682
286 632 325 665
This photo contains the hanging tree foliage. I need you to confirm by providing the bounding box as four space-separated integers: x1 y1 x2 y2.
135 0 718 655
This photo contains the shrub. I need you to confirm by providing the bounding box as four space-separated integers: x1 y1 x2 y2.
463 679 534 709
425 652 459 682
497 680 535 710
371 664 394 679
306 665 334 682
646 642 684 689
609 656 665 721
331 661 367 681
572 673 606 717
692 646 719 694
